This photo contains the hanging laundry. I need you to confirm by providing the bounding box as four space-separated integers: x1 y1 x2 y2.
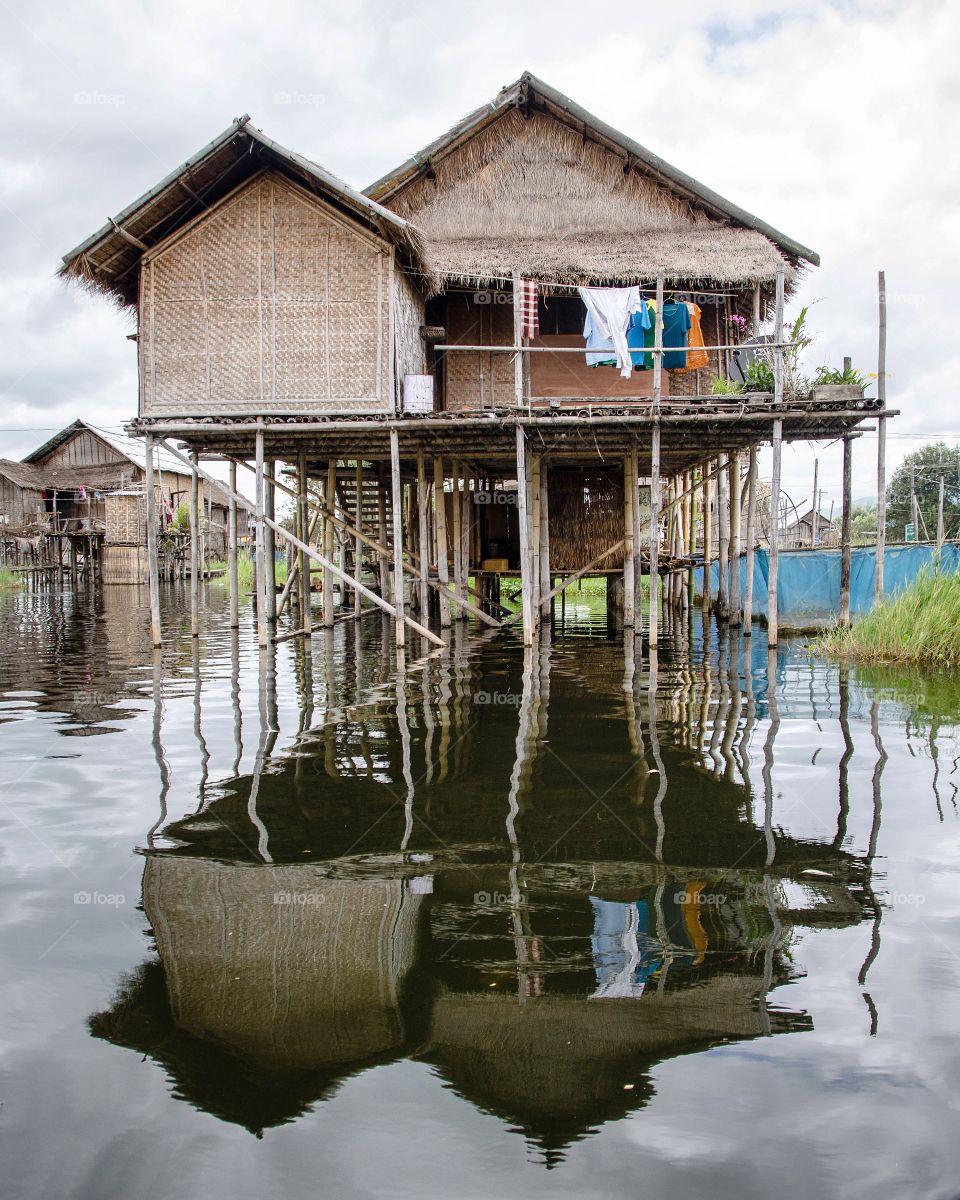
628 299 655 369
579 286 644 378
661 302 693 369
519 278 539 339
676 302 709 371
583 310 617 367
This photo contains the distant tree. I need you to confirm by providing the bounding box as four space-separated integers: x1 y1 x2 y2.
850 504 878 544
886 443 960 541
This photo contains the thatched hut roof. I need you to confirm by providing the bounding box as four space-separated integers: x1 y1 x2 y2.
60 118 429 307
367 72 818 292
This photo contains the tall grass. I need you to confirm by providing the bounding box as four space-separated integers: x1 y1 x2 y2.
0 567 21 590
819 569 960 667
208 554 286 593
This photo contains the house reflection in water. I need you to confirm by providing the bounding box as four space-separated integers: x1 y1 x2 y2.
90 631 880 1159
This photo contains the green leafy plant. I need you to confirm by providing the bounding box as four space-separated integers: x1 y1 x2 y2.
813 364 868 389
710 375 745 396
744 357 775 392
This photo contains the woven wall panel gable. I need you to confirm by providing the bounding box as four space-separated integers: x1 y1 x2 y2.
142 173 393 416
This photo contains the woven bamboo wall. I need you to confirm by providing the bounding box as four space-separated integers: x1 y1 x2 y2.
444 292 515 411
101 544 148 584
141 172 393 417
104 493 145 543
394 268 427 405
548 468 625 570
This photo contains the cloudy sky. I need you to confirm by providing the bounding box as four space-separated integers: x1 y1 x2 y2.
2 0 955 517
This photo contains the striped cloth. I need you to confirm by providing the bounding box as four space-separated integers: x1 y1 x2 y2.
519 279 539 339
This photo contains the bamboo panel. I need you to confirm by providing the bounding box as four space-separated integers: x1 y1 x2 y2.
548 468 626 570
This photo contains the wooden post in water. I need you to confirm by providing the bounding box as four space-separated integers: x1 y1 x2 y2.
416 449 430 617
145 434 162 648
685 469 695 611
702 465 713 615
717 453 730 622
228 459 239 630
623 453 635 627
840 436 853 627
264 460 277 624
460 467 472 613
451 461 463 619
539 459 551 620
254 432 268 649
744 446 758 634
354 462 364 618
323 461 336 627
190 449 201 638
729 452 742 625
876 270 887 601
649 422 661 649
434 456 451 628
390 430 405 649
516 426 534 646
768 265 785 648
531 456 542 617
377 464 390 603
297 452 312 636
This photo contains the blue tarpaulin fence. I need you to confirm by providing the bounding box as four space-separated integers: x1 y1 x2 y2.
694 543 960 628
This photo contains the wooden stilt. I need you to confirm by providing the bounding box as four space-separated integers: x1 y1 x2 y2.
539 460 551 620
377 464 390 603
264 460 277 623
717 453 730 622
434 455 451 628
840 436 853 628
685 469 695 611
190 449 200 638
254 431 268 649
702 464 713 614
649 422 661 648
516 426 534 646
460 467 471 615
876 270 887 601
451 461 462 616
324 461 335 627
228 459 239 630
729 452 742 626
623 453 635 627
145 434 162 647
354 462 364 618
417 449 430 617
768 264 785 648
390 430 405 649
297 452 312 635
744 445 757 634
531 456 542 617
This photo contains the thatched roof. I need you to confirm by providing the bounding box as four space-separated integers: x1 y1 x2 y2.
367 73 818 291
60 118 429 307
0 459 46 491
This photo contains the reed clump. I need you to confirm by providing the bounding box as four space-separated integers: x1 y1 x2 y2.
819 569 960 667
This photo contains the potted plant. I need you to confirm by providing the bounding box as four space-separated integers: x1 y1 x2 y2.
811 364 868 405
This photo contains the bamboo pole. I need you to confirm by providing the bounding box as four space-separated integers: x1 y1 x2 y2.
649 422 661 648
451 460 462 616
937 474 945 565
652 275 664 404
840 436 853 627
323 461 335 627
228 459 239 630
434 455 451 628
190 449 200 638
810 457 819 550
516 426 534 646
503 539 626 623
264 460 277 623
632 443 642 605
876 270 888 601
460 466 472 613
744 446 757 634
254 432 268 649
768 265 785 648
390 430 405 648
145 435 162 647
729 452 742 626
377 464 390 603
416 449 430 616
686 468 695 611
531 455 542 617
624 453 635 627
717 453 730 622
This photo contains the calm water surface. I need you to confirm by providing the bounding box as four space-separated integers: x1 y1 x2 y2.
1 580 959 1200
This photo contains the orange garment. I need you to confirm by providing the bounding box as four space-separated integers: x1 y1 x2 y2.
678 302 709 371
